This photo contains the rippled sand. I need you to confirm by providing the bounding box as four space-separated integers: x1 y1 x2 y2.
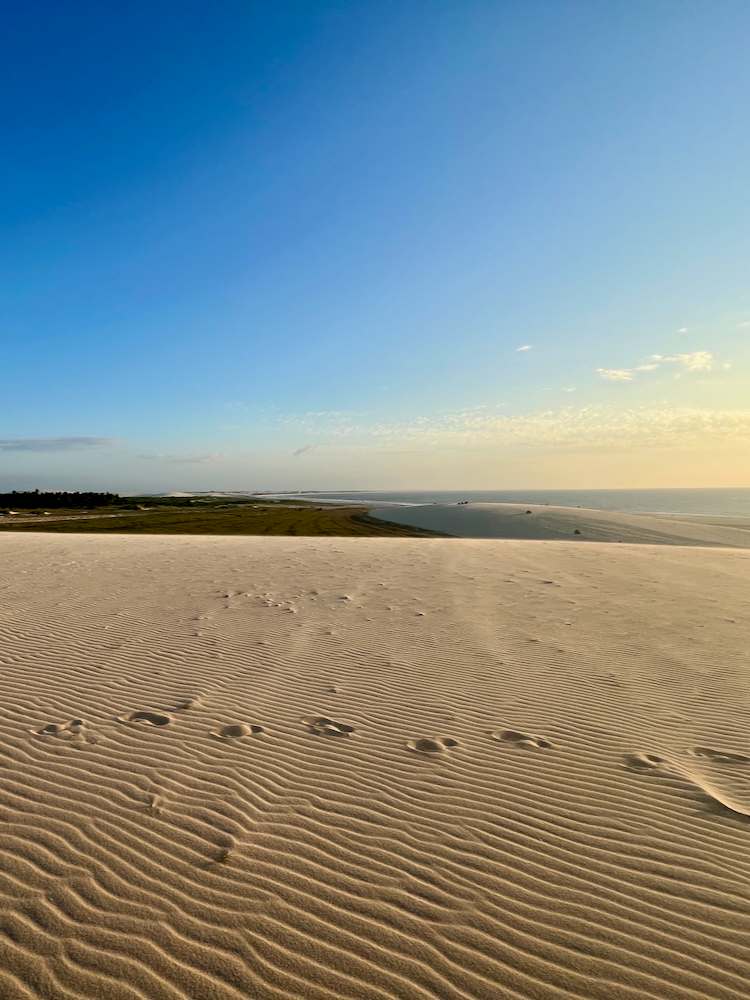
0 533 748 999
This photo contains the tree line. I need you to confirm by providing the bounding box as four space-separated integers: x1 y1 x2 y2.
0 490 120 510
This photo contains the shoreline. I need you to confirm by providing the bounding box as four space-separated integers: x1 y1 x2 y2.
368 500 750 548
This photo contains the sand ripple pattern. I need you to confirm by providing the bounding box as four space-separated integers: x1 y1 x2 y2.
0 533 749 999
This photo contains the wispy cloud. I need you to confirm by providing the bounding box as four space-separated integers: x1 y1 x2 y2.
737 320 750 329
677 327 688 333
652 351 715 372
597 350 721 382
0 436 113 452
275 404 750 452
278 410 358 438
516 344 533 352
137 453 221 464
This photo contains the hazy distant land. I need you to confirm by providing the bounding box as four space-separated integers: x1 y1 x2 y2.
3 491 750 546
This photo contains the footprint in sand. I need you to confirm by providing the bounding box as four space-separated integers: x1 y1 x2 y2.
491 729 552 750
626 750 750 817
118 710 173 727
211 723 265 740
36 718 88 741
624 751 667 769
692 747 749 764
37 722 67 737
174 697 200 711
304 716 355 737
146 792 163 815
407 736 459 755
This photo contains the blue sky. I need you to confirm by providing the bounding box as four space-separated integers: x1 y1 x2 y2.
2 1 749 491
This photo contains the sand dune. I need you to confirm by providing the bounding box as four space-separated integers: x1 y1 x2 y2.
0 532 749 999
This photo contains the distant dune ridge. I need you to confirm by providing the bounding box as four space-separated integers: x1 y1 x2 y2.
0 532 749 998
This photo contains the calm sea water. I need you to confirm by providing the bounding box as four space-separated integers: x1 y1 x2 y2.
286 489 750 517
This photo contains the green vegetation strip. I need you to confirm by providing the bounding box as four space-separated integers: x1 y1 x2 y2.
0 503 442 538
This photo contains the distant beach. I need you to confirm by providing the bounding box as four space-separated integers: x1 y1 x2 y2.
265 490 750 546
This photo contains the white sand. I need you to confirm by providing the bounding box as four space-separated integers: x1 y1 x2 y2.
0 532 749 999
